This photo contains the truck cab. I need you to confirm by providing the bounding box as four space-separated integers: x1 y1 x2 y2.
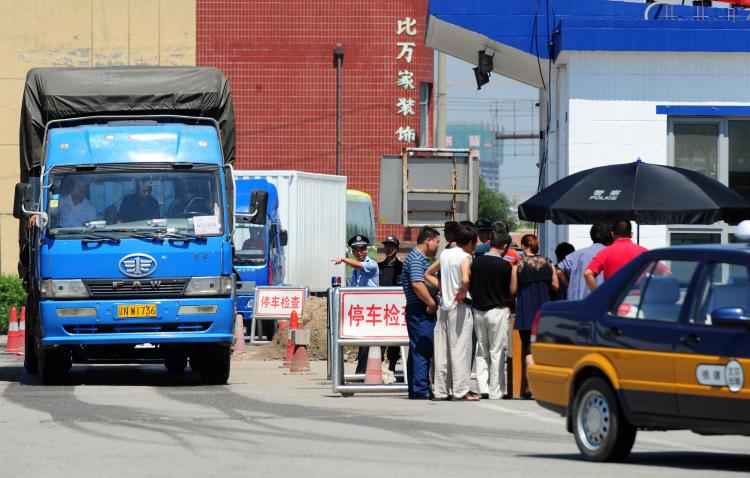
233 178 286 338
15 119 240 384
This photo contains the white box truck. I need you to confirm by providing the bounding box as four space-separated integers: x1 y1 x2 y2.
234 170 347 292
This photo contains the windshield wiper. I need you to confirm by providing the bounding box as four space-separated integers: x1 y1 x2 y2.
103 228 168 243
160 230 206 242
50 230 121 245
233 255 265 265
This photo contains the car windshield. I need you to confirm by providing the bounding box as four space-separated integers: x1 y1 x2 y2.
47 167 224 237
233 223 267 265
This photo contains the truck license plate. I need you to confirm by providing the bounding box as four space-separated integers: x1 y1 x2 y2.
117 304 157 318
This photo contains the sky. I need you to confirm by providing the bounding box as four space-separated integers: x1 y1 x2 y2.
443 54 540 202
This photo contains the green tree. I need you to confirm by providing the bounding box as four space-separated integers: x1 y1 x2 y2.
477 177 518 231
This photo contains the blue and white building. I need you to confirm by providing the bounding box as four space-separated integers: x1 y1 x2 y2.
427 0 750 255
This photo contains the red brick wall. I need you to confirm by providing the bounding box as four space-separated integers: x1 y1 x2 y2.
197 1 433 242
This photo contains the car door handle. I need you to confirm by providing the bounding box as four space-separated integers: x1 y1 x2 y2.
603 326 622 338
680 333 701 345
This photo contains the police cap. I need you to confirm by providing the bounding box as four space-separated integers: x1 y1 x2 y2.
348 235 369 248
382 235 400 248
475 219 492 232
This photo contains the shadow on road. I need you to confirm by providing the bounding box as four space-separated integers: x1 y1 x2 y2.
0 363 204 387
523 451 750 473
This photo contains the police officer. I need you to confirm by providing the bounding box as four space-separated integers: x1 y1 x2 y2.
378 235 402 373
333 235 379 374
473 219 493 256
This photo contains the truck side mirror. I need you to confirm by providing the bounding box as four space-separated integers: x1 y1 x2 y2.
13 183 31 219
280 230 288 247
249 190 268 225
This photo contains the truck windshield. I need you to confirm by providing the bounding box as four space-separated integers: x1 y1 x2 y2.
47 167 224 237
233 223 267 265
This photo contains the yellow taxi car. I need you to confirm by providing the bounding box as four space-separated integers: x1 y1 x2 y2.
528 238 750 461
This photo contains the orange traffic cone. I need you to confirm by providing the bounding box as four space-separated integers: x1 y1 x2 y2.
5 307 20 354
284 311 298 367
364 346 383 384
290 343 311 374
17 306 26 355
233 314 246 354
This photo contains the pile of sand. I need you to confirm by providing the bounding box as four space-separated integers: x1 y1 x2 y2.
251 296 329 361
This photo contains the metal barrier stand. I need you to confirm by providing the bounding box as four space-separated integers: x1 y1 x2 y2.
330 286 410 396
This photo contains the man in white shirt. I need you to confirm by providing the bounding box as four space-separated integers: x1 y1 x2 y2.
426 223 479 401
57 177 97 228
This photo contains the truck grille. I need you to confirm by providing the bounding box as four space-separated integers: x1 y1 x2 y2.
84 278 188 298
64 322 211 334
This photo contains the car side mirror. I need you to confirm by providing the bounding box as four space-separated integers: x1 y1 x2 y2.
711 307 750 328
249 190 268 225
280 229 288 247
13 183 32 219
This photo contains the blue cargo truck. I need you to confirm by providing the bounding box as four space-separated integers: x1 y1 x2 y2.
13 67 266 384
232 177 286 339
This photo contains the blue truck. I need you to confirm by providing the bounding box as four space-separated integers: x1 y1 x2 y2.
233 177 287 339
13 67 266 384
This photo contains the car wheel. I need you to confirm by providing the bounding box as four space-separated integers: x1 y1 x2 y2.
199 345 231 385
38 347 67 385
165 355 188 374
573 377 636 462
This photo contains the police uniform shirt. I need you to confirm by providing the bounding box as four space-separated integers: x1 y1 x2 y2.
378 256 403 286
348 256 379 287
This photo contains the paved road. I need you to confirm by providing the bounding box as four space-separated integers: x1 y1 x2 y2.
0 352 748 477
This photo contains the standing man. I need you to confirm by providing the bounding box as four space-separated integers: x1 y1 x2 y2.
470 228 514 400
429 223 480 401
401 227 441 399
584 220 647 291
333 235 379 375
558 223 611 300
378 235 403 373
473 219 492 256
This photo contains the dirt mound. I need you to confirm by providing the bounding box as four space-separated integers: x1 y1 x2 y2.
252 296 329 361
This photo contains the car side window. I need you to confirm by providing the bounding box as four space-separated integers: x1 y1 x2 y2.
692 262 750 326
612 259 699 322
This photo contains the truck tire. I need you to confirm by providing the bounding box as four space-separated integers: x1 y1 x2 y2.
38 347 68 385
200 345 231 385
165 355 188 374
572 377 636 462
24 318 38 374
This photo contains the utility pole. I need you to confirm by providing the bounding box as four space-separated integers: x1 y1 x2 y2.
436 52 447 147
333 44 344 176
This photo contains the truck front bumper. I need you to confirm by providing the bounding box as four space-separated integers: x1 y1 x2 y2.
39 297 234 346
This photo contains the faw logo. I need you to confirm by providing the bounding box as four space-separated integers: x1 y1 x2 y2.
589 189 622 201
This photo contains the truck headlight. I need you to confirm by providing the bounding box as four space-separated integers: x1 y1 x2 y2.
184 276 234 297
40 279 89 299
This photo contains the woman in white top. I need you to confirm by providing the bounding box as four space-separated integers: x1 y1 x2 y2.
426 223 479 401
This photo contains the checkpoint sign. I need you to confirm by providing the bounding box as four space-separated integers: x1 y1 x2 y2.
339 289 407 339
254 287 306 318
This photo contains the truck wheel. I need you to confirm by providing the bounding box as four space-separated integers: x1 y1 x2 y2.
38 347 68 385
200 345 231 385
165 355 188 374
572 377 636 462
24 316 38 374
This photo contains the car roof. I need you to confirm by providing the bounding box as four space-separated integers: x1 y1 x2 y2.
648 244 750 255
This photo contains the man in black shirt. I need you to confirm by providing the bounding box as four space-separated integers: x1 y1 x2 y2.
469 227 514 399
119 179 161 223
378 235 402 373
